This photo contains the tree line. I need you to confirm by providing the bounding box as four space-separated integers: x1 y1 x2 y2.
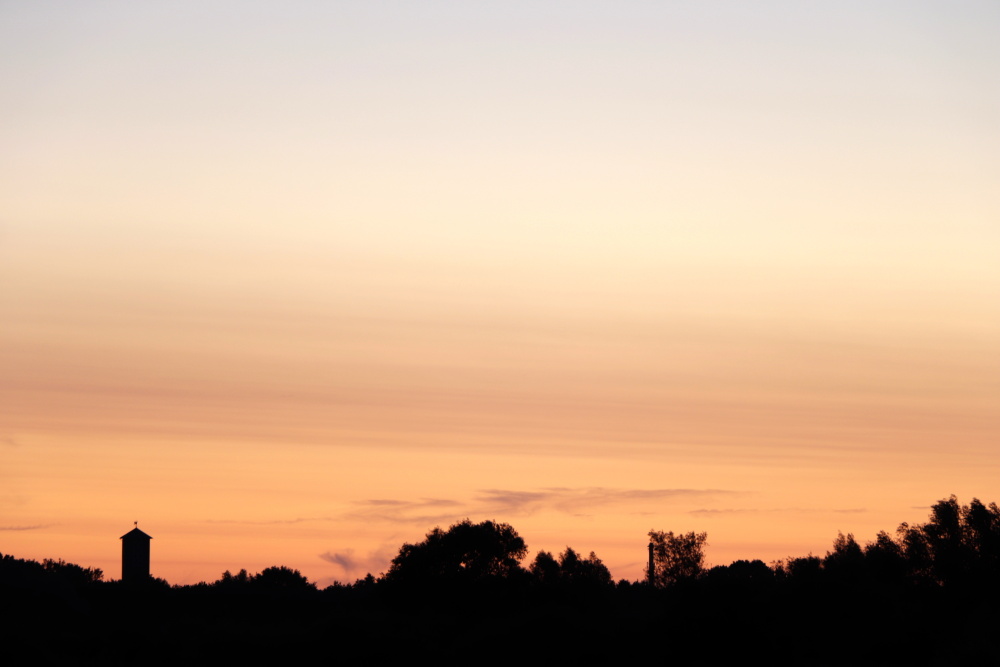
3 495 999 664
4 495 999 594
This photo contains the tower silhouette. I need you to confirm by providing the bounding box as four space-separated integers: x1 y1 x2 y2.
120 523 152 583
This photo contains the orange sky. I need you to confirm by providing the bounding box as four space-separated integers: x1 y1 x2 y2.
2 1 999 586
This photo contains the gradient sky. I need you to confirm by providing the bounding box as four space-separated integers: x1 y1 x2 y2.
2 1 999 586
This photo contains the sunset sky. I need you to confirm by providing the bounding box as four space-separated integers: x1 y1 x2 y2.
2 1 998 586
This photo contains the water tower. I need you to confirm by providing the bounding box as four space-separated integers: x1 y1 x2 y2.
120 523 153 583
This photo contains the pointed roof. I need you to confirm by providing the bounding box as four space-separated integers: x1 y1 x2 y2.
120 527 153 540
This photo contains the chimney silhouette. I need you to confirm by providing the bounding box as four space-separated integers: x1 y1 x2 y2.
120 522 152 583
647 541 655 586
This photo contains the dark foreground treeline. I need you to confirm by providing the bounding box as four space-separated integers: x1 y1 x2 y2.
3 496 999 665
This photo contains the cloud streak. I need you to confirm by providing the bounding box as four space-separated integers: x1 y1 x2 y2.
319 544 397 581
204 517 336 525
342 498 465 526
346 487 741 525
689 508 867 517
0 524 51 531
477 487 740 517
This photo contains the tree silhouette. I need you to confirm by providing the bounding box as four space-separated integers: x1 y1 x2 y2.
863 530 907 583
529 550 561 584
215 568 252 588
529 547 612 588
42 558 103 585
253 565 315 591
384 518 527 586
823 532 866 582
895 495 1000 587
647 530 707 587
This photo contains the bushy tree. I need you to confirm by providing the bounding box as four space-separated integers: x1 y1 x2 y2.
215 568 252 587
647 530 707 587
559 547 612 586
529 547 612 587
1 553 104 590
42 558 103 584
784 555 822 583
895 495 1000 587
253 565 315 591
529 550 561 584
385 519 527 586
823 532 865 580
212 566 314 592
863 530 907 582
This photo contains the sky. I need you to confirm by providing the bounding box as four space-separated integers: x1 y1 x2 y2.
2 1 998 586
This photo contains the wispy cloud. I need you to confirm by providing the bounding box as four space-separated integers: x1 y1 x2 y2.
347 487 740 525
0 435 19 447
205 517 336 525
474 489 553 515
207 488 747 535
561 488 736 515
689 508 762 517
345 498 464 526
319 544 396 581
477 487 740 518
0 524 51 531
689 507 867 517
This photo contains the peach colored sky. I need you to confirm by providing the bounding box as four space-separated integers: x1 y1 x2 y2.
2 1 999 586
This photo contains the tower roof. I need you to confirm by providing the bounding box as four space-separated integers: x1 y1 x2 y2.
120 527 153 540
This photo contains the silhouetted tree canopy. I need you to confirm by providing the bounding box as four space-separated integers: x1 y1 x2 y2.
647 530 707 587
253 565 315 591
823 531 866 582
894 495 1000 587
385 518 527 586
529 547 612 588
705 559 774 586
5 496 1000 664
215 568 252 588
41 558 103 584
529 549 560 583
211 566 315 592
